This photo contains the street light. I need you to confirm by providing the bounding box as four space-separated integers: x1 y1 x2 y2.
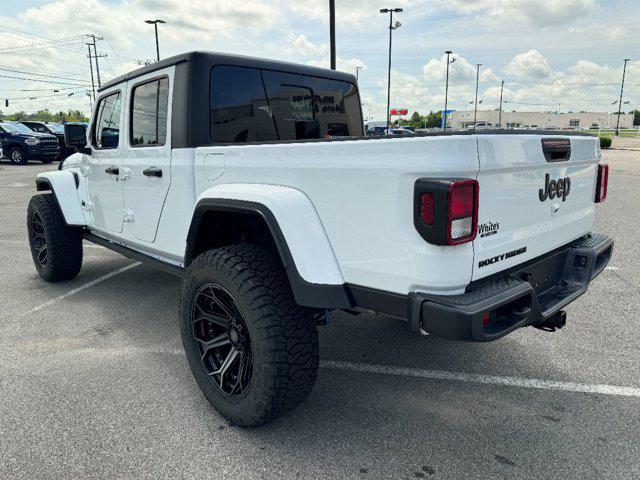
443 50 455 130
380 8 403 131
473 63 482 130
145 19 166 62
615 58 631 136
355 65 363 82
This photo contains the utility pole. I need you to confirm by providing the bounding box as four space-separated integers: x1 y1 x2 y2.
380 8 403 132
443 50 454 130
356 66 363 81
89 34 106 87
473 63 481 130
329 0 336 70
615 58 631 136
86 43 96 104
498 80 504 128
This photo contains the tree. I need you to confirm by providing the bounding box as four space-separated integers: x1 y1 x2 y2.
632 109 640 126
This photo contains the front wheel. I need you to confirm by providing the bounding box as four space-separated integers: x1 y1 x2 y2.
9 147 27 165
180 244 319 427
27 194 83 281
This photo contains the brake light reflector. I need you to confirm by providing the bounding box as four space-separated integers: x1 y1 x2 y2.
447 180 479 245
595 163 609 203
420 192 435 225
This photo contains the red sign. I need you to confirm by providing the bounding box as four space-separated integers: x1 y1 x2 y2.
390 108 408 116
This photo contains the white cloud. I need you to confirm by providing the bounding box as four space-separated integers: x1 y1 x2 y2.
447 0 596 27
284 34 327 57
504 49 552 80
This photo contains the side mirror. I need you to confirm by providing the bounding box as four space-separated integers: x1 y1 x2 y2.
64 123 88 150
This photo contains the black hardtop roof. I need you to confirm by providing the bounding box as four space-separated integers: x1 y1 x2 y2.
99 50 357 92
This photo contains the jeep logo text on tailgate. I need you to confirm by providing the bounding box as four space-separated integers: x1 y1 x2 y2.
539 173 571 202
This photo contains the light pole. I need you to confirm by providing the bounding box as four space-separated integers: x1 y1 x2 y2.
356 66 363 82
145 19 166 62
473 63 481 130
498 80 504 128
615 58 631 136
329 0 336 70
380 8 403 132
443 50 455 130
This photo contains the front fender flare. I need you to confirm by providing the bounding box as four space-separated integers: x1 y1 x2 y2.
186 184 352 309
35 171 85 226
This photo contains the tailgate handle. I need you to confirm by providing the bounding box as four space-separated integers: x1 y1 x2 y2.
541 138 571 162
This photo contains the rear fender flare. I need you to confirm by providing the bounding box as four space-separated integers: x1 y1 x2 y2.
35 171 85 226
185 184 352 309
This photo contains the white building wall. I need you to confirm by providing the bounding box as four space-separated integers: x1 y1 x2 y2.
449 110 635 130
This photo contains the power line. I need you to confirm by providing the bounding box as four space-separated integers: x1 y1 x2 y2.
0 66 90 83
0 73 89 87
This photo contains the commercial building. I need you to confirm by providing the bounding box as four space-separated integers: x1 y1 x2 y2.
449 110 635 130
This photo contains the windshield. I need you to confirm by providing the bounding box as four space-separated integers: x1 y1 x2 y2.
47 124 64 133
0 122 35 134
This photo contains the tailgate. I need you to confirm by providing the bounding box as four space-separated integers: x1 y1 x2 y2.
472 134 599 281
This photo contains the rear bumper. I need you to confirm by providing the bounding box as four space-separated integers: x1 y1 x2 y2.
407 233 613 341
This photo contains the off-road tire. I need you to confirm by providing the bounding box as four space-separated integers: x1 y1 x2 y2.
180 244 319 427
9 146 27 165
27 194 83 281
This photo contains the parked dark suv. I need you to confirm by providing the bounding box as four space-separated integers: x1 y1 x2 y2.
20 121 74 160
0 122 59 164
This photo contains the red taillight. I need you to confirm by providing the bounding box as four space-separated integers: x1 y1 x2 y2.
595 163 609 203
420 192 435 225
447 180 479 245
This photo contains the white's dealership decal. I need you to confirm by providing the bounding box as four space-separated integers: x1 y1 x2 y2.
478 221 500 238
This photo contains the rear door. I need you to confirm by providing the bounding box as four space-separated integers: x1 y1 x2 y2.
122 68 173 243
86 89 125 234
472 134 599 280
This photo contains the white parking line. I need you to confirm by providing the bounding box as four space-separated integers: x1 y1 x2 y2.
605 266 619 271
20 262 141 317
320 360 640 398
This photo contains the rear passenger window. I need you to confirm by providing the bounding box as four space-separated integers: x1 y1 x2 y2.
262 71 362 140
130 77 169 146
93 91 122 149
210 66 277 143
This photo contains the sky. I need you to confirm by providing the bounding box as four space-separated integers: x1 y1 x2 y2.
0 0 638 120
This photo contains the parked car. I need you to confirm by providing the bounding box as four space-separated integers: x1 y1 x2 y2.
28 51 612 427
20 121 75 160
0 121 59 164
468 122 493 130
389 127 414 136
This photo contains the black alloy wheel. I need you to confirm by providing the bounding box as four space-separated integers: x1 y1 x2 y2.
30 211 47 265
191 283 253 397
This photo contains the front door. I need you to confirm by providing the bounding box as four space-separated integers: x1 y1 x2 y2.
86 89 125 234
122 71 172 243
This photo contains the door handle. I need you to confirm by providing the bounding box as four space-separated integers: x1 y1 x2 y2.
105 166 119 175
143 167 163 178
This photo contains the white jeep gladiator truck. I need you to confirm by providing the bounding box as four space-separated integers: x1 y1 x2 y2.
27 51 613 427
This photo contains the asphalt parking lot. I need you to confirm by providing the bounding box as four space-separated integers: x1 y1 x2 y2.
1 139 639 480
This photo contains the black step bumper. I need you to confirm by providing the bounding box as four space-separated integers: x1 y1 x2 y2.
407 233 613 341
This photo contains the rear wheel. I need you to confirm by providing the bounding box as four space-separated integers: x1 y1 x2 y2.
9 147 27 165
27 194 83 281
180 244 319 427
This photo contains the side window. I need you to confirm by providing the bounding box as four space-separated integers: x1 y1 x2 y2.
34 125 48 133
262 70 363 140
209 66 277 143
130 77 169 146
93 91 122 149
